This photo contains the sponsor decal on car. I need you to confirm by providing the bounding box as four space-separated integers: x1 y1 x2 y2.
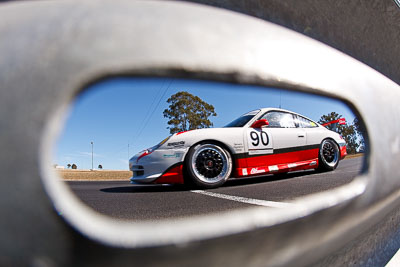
268 165 279 172
163 154 177 158
167 141 185 147
233 143 244 152
250 168 266 174
248 149 273 155
163 152 183 158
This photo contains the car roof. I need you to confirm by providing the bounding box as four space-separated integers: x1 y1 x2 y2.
253 108 320 125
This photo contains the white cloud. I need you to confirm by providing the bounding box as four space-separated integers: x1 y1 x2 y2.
78 151 104 158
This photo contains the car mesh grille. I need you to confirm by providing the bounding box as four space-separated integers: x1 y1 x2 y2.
131 165 144 176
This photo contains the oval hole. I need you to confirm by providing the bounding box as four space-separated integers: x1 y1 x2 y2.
52 77 366 222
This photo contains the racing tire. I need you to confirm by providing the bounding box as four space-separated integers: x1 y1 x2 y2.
318 139 340 171
185 142 232 189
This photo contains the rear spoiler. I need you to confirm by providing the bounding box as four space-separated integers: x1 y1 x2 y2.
322 118 346 127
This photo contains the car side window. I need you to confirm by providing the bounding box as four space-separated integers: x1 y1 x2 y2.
297 116 318 128
261 111 296 128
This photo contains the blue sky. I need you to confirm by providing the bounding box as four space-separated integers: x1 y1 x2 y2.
55 77 355 170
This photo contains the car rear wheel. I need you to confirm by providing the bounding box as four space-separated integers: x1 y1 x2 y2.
318 139 340 171
186 142 232 189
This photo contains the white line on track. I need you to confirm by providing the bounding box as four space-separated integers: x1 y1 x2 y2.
191 190 294 208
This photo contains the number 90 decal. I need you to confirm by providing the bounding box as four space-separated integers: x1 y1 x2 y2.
247 129 273 151
250 131 269 146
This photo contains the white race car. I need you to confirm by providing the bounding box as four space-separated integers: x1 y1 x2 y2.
129 108 347 188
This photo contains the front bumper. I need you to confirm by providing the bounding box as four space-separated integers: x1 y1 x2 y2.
130 172 162 183
129 148 187 184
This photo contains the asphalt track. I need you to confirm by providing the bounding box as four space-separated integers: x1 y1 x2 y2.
68 157 363 221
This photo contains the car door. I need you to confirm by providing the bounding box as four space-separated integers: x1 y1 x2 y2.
295 115 322 160
245 111 307 168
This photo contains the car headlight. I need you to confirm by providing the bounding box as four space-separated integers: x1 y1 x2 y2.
149 136 171 152
137 136 171 162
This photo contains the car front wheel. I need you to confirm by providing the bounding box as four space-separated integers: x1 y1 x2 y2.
185 142 232 189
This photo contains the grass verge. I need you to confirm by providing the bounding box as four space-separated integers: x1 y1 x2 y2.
57 170 131 181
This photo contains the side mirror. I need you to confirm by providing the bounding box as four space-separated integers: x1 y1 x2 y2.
251 119 269 128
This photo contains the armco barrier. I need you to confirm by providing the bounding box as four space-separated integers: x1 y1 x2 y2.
0 1 399 266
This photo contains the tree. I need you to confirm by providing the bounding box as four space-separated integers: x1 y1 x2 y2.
163 91 217 134
67 164 71 169
318 112 358 154
98 164 103 170
353 117 366 152
71 164 77 169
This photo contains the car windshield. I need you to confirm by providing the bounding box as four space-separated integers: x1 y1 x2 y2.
224 109 260 127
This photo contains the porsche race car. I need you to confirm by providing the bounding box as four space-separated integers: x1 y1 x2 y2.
129 108 347 188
